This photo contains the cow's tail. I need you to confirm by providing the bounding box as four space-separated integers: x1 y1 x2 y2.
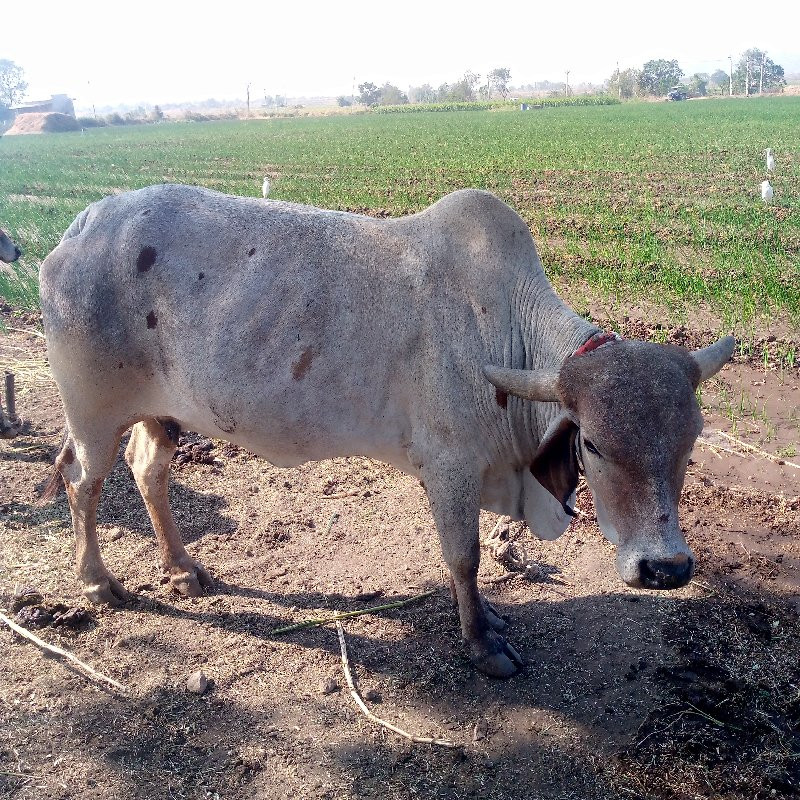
39 427 69 502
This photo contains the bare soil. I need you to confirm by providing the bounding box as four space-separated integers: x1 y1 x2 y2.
1 310 798 800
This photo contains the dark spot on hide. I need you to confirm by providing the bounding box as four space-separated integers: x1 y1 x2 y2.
658 513 669 523
292 347 314 381
248 247 256 257
159 419 181 444
137 246 157 272
146 311 158 329
209 402 237 434
142 209 151 216
198 272 205 280
62 447 74 464
118 362 124 369
481 306 487 314
495 388 508 409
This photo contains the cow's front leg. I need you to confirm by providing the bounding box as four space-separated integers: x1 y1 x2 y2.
423 459 522 678
125 420 213 597
448 575 507 632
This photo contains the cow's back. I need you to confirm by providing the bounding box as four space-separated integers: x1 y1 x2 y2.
40 185 537 470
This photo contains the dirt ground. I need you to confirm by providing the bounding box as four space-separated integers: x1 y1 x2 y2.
1 309 798 800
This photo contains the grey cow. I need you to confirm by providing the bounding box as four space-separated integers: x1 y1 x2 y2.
40 186 734 678
0 228 22 269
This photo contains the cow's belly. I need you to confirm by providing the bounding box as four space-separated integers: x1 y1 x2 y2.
152 369 416 473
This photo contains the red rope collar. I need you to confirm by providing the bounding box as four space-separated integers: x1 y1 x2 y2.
572 331 622 357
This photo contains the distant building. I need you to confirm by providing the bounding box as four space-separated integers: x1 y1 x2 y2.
10 94 75 118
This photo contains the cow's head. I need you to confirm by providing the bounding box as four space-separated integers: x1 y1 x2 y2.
0 229 22 264
484 336 735 590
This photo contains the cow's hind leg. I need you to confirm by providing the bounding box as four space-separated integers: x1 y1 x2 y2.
55 423 129 605
124 419 212 597
423 457 522 678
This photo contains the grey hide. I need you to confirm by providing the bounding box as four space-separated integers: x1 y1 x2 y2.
39 185 735 678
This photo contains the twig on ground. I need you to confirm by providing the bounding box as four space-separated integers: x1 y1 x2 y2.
335 620 457 748
483 573 516 585
0 612 127 694
325 512 340 536
699 430 800 469
321 489 361 499
4 326 46 339
271 590 436 635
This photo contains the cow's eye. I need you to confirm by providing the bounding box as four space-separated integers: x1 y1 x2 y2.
584 439 601 457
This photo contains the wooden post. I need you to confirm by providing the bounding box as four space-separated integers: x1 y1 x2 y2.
4 372 16 420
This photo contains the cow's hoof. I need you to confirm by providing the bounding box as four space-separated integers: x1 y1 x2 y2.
470 634 524 679
167 559 213 597
482 598 508 632
83 574 131 606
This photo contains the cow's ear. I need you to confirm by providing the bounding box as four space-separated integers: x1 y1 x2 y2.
530 413 579 515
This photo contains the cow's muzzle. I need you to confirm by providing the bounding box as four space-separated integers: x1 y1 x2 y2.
13 246 21 262
637 554 693 590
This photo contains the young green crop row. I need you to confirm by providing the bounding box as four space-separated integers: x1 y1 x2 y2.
0 98 797 330
374 95 620 114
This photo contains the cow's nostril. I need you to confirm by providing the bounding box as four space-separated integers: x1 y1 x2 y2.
638 556 693 590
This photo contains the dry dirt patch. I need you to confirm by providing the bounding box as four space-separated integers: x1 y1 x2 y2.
0 313 798 800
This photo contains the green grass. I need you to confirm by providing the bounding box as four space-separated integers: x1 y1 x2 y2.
1 97 798 328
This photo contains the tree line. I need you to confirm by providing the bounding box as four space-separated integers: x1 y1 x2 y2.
609 49 785 99
341 68 512 108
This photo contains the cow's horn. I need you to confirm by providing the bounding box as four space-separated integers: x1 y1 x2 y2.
691 335 736 382
482 365 560 402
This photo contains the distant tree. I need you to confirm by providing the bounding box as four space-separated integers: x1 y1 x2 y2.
688 73 709 97
435 83 450 101
336 95 352 107
446 70 481 102
275 95 287 107
733 49 785 94
408 84 436 104
708 69 730 95
0 59 27 108
488 67 512 98
638 59 683 96
606 67 641 99
357 82 381 107
263 94 275 107
379 83 408 105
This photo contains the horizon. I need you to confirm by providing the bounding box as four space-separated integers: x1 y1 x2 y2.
3 1 800 110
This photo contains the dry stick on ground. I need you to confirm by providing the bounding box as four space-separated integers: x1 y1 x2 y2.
335 620 458 749
0 612 128 694
271 590 436 635
321 489 362 499
698 430 800 469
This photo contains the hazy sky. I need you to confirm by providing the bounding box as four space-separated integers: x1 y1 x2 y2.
4 1 799 108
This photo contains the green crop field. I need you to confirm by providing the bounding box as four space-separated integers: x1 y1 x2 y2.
1 98 798 327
